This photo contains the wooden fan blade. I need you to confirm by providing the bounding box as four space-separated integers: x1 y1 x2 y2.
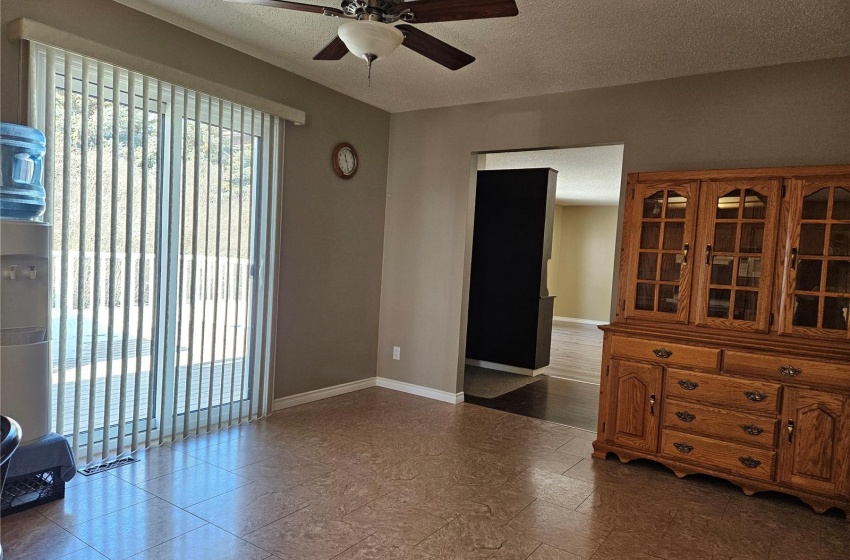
223 0 339 15
396 25 474 71
393 0 518 23
314 36 348 60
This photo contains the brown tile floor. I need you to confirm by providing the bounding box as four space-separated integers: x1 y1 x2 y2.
3 387 848 559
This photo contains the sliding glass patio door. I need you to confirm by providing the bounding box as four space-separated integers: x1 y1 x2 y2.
29 43 280 464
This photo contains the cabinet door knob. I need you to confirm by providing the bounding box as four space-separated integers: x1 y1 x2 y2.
738 457 761 469
744 390 767 402
678 380 699 391
778 365 802 377
740 424 764 436
653 348 672 359
790 247 798 270
682 243 690 265
674 442 694 454
705 244 713 266
649 394 656 416
676 411 696 422
787 420 795 444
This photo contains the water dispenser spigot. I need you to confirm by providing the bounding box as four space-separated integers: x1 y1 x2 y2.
22 266 37 280
3 265 16 280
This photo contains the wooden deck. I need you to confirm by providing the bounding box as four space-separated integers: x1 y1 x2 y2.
51 356 246 436
50 300 252 438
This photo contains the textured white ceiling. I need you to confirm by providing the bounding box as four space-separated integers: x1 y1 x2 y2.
114 0 850 113
484 145 624 206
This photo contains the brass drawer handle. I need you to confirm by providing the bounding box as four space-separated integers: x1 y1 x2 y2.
653 348 673 359
738 456 761 469
676 411 696 422
778 365 802 377
678 380 699 391
744 390 767 402
674 442 694 454
740 424 764 436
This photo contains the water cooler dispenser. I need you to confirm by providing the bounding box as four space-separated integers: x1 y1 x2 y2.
0 220 51 442
0 123 75 518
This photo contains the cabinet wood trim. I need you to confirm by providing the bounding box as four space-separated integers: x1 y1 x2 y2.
634 164 850 182
600 323 850 365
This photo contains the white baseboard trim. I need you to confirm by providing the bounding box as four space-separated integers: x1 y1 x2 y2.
464 359 545 377
376 377 464 404
272 376 464 411
272 378 376 411
553 316 608 326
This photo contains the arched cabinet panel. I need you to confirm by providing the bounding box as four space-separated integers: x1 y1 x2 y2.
610 359 661 453
778 389 850 497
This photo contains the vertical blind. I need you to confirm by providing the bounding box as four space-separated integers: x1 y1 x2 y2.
29 42 281 465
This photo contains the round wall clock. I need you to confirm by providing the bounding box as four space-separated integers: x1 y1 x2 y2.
332 142 358 179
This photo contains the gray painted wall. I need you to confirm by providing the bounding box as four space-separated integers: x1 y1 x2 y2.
378 57 850 395
0 0 390 399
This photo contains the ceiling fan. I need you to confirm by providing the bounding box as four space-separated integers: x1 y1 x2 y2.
224 0 520 78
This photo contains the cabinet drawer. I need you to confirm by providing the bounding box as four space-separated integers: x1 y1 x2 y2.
724 351 850 391
664 369 781 415
611 336 720 370
661 431 775 481
663 400 778 447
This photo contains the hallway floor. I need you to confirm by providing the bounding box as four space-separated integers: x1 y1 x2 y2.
2 387 847 559
465 376 599 431
539 321 603 385
465 321 602 431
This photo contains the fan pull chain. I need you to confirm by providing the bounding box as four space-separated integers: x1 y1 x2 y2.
366 54 377 87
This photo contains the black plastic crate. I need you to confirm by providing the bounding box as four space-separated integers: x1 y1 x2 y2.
1 466 65 516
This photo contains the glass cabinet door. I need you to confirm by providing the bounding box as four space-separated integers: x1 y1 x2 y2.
693 179 781 331
783 178 850 338
624 181 699 323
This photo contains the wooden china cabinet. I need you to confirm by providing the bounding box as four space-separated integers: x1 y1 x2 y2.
593 164 850 517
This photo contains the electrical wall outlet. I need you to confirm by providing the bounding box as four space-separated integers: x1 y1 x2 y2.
393 346 401 360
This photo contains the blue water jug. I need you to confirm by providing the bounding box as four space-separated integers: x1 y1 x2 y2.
0 123 47 220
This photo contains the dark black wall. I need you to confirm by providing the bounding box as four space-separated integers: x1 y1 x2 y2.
466 168 557 370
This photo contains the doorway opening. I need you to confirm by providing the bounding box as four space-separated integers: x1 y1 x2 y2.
462 145 624 431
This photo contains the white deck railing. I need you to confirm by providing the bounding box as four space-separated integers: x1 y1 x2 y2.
51 250 251 311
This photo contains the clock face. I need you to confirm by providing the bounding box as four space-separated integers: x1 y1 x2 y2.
337 147 356 175
333 143 358 179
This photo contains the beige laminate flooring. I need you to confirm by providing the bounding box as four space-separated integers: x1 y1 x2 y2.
3 387 848 559
540 322 603 385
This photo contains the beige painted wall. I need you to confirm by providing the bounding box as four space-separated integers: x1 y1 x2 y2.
548 204 563 298
551 205 619 321
378 57 850 394
0 0 390 399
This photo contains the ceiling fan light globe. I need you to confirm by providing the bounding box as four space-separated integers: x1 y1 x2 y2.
338 20 404 61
